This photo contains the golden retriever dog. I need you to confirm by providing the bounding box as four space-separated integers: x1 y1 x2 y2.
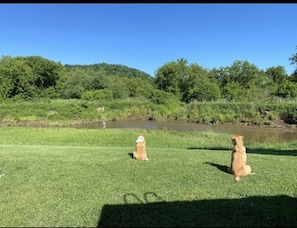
132 135 148 161
228 135 255 181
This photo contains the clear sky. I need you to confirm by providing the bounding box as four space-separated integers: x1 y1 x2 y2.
1 3 296 77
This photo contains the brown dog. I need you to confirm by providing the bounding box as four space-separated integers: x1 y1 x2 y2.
132 135 148 161
228 135 255 181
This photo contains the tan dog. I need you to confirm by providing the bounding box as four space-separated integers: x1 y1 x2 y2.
133 135 148 161
228 135 255 181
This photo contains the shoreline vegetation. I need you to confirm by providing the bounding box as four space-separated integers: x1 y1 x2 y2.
0 99 296 130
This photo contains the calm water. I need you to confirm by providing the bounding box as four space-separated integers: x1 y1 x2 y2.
69 120 297 143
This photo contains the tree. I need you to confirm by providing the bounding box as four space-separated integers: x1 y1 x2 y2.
263 56 297 99
125 77 155 98
264 66 288 97
81 89 113 101
60 68 104 99
265 66 288 84
0 55 68 100
216 60 267 101
149 89 179 105
222 81 242 101
182 64 221 102
0 56 36 100
64 62 154 83
108 77 129 99
225 60 266 89
289 45 297 82
289 45 297 72
23 56 66 89
60 69 87 99
155 59 222 102
273 80 297 99
154 58 189 99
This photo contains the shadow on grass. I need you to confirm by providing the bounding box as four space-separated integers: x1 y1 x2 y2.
187 147 297 156
246 147 297 156
124 192 165 204
98 194 297 227
187 146 230 151
203 162 230 174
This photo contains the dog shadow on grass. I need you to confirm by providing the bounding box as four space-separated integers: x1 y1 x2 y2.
203 162 230 174
97 194 297 227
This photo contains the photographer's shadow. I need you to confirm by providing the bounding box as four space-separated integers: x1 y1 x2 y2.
97 193 297 227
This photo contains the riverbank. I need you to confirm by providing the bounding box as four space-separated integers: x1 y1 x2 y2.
0 98 296 131
1 118 296 143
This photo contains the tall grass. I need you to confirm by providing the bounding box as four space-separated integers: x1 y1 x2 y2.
1 99 297 126
0 127 296 227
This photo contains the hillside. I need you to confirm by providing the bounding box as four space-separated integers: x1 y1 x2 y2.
64 62 155 83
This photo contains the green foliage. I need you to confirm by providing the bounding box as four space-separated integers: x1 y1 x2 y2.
148 89 176 105
107 77 129 99
222 81 242 101
182 64 220 102
0 99 297 127
22 56 66 89
60 68 95 99
0 56 66 100
216 60 268 101
82 89 113 101
124 77 155 98
289 45 297 75
1 48 297 103
155 59 222 103
273 80 297 98
266 66 288 83
64 62 154 83
155 58 188 98
0 56 35 100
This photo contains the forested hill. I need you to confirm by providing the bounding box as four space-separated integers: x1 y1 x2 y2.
64 63 154 83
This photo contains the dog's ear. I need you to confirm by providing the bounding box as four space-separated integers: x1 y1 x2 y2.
231 137 236 145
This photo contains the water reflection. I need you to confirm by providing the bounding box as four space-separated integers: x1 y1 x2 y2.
70 120 297 143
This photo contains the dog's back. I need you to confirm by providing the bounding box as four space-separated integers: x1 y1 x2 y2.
133 135 148 161
134 141 147 160
230 135 253 181
231 135 246 169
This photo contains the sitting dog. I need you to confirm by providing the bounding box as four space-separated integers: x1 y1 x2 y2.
133 135 148 161
228 135 255 181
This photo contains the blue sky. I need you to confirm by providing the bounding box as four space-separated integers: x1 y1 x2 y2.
1 3 296 77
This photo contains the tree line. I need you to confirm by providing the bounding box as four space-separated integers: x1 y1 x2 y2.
0 46 297 104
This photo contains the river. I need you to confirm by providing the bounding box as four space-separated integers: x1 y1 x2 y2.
68 120 297 143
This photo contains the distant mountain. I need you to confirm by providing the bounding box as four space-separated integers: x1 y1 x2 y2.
64 63 155 83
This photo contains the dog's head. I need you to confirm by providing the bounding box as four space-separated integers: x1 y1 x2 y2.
231 135 244 145
136 135 145 143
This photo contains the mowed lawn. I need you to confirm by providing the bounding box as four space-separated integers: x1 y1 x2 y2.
0 127 296 227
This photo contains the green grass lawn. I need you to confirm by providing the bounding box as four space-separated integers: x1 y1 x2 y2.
0 127 296 227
